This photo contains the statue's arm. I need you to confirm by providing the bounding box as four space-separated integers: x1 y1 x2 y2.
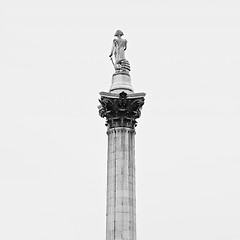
124 40 127 51
109 40 115 58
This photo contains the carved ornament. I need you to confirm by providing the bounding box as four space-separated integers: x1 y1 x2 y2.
98 92 145 129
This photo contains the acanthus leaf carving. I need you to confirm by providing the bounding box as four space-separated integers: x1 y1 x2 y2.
98 92 145 129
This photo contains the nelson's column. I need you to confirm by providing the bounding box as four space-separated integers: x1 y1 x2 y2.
98 30 146 240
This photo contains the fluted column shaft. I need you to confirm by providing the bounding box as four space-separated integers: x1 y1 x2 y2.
106 127 136 240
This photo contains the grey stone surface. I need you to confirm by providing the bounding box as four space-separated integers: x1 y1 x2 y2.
106 127 136 240
109 74 133 94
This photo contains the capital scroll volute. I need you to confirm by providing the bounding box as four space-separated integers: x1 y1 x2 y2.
98 92 145 129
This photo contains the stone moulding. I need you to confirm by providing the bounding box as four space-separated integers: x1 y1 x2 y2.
107 127 136 135
98 91 145 129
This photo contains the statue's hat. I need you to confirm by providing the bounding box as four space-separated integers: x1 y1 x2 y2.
114 30 124 37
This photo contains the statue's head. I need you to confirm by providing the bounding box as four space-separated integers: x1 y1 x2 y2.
114 30 124 37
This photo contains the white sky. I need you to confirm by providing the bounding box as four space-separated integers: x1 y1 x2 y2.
0 0 240 239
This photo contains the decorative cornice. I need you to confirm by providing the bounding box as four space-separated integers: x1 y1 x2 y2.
99 91 146 99
98 91 145 129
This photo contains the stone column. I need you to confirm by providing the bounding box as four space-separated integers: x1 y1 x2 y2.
98 90 145 240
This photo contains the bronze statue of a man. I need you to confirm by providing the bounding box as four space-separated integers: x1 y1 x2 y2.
109 30 130 73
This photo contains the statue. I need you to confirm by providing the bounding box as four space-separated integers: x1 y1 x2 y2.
109 30 131 74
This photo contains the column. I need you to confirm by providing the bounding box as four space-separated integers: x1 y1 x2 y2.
98 91 145 240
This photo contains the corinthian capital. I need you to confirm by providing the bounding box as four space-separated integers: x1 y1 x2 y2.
98 91 145 129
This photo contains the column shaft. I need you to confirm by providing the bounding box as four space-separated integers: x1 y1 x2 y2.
106 127 136 240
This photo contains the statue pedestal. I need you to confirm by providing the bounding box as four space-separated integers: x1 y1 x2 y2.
109 73 133 94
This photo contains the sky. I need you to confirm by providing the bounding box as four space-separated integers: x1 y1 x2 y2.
0 0 240 239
